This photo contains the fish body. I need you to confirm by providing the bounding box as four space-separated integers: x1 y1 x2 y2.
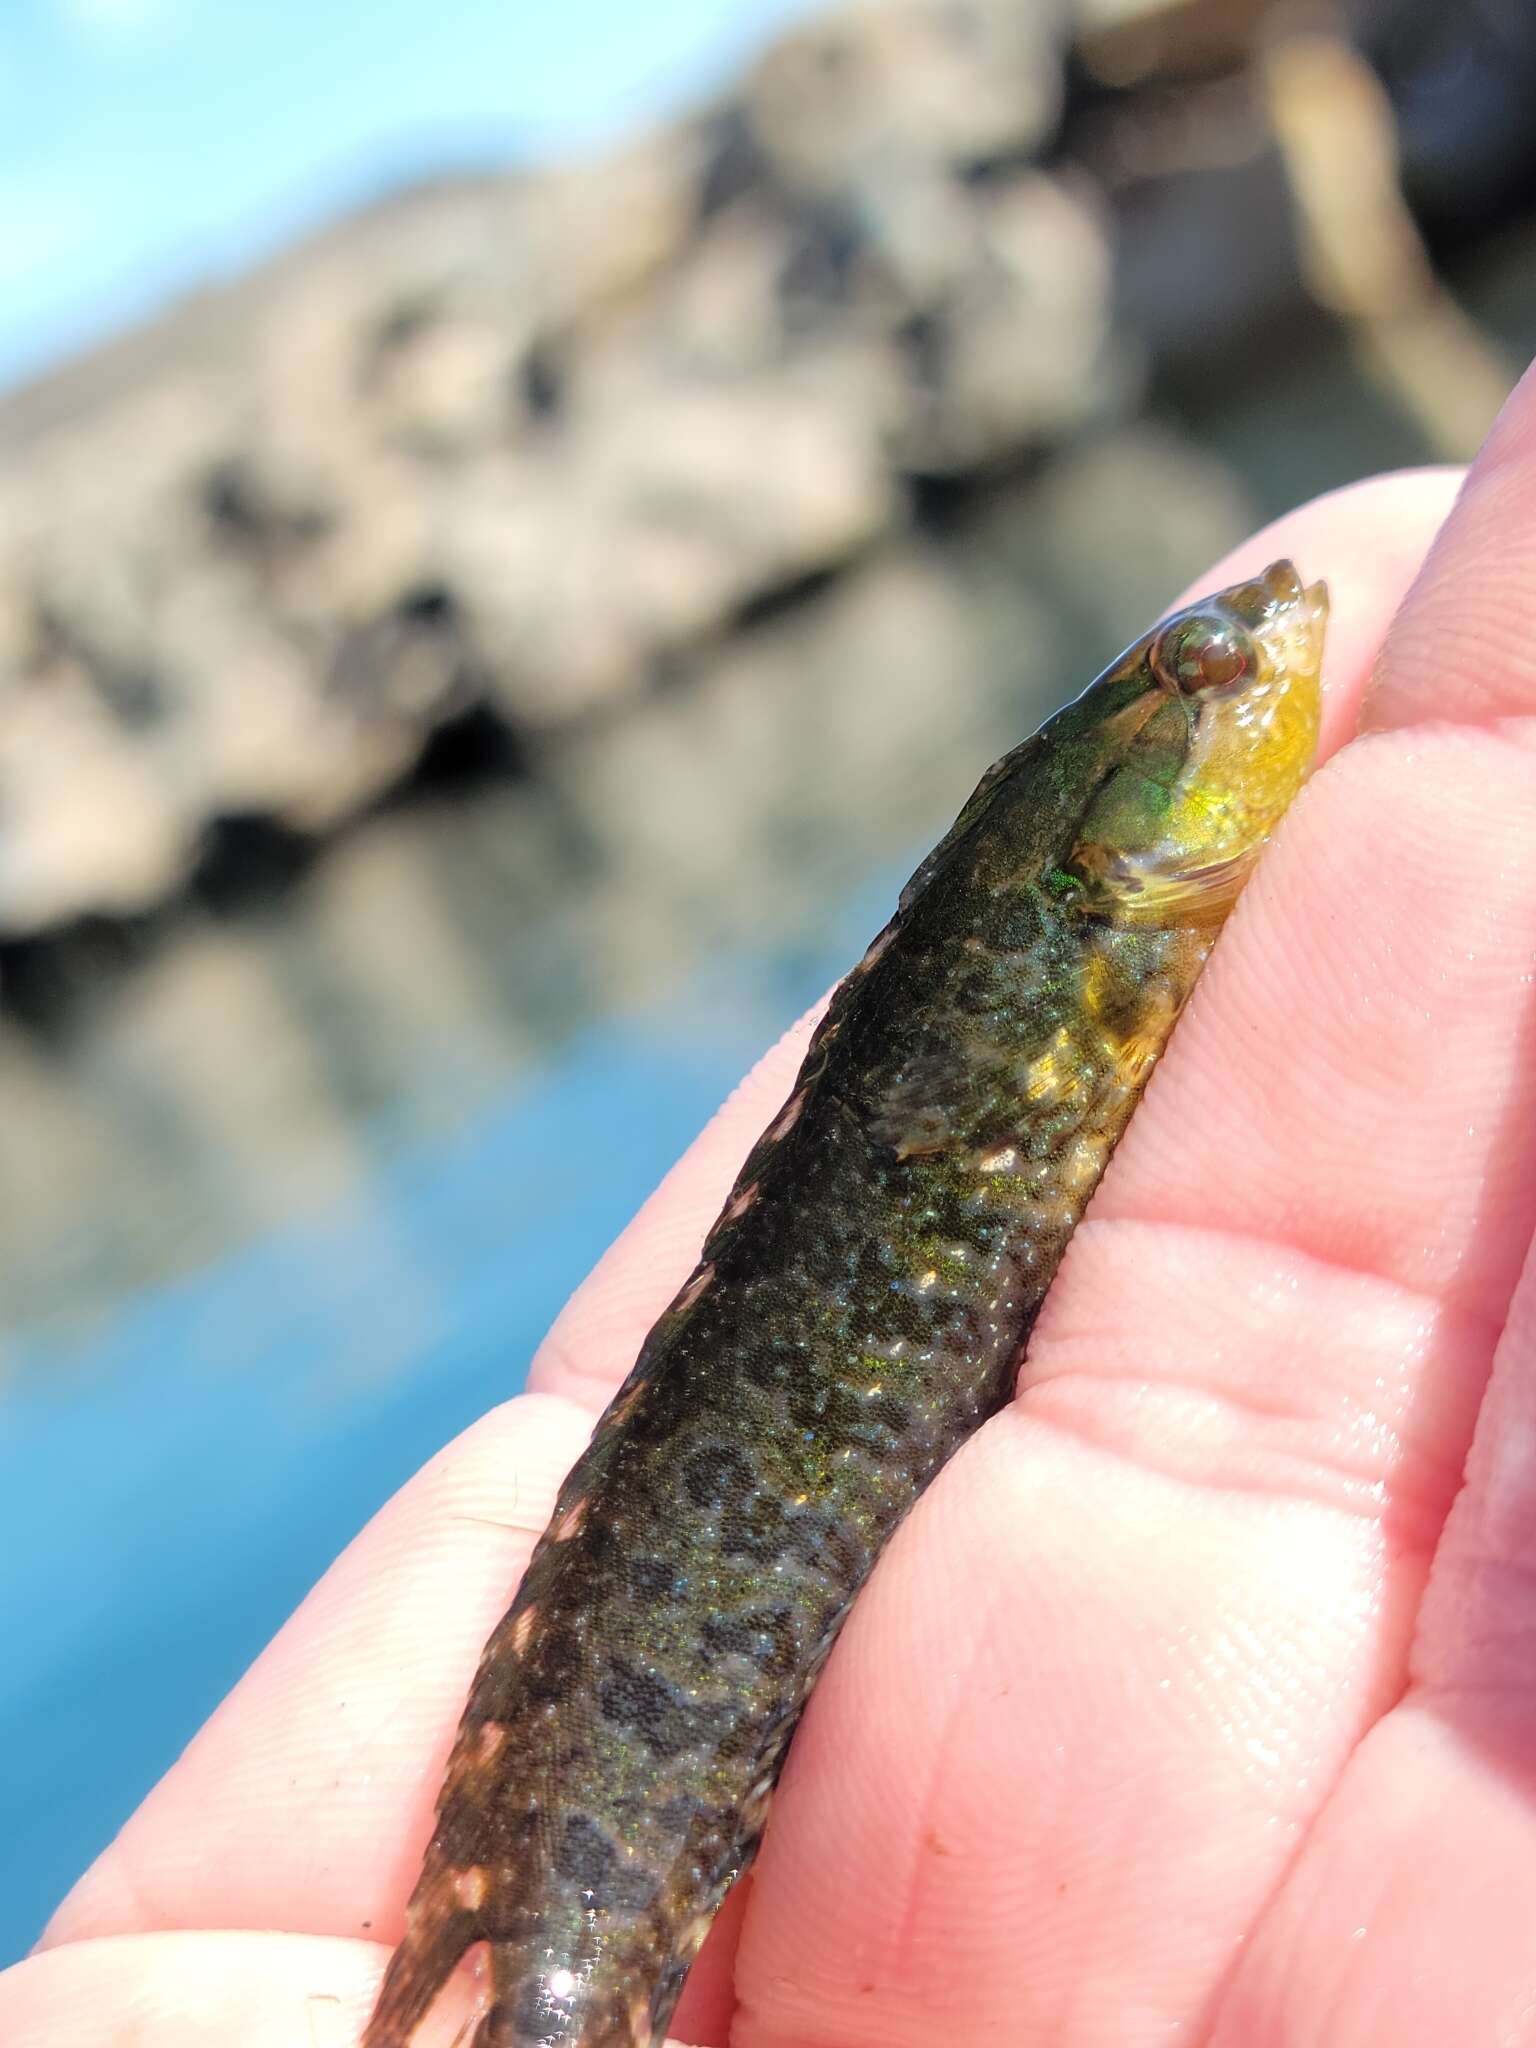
364 561 1327 2048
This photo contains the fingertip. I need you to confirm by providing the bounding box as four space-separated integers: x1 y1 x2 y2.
1366 357 1536 731
0 1929 389 2048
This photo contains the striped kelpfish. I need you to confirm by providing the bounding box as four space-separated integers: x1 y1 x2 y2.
364 560 1328 2047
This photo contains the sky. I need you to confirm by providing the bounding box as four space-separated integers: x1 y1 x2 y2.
0 0 816 393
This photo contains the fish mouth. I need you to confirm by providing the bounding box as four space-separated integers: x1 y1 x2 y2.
1274 572 1328 686
1225 558 1328 626
1223 559 1328 687
1280 562 1330 665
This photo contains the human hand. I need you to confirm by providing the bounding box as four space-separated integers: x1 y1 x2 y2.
8 369 1536 2045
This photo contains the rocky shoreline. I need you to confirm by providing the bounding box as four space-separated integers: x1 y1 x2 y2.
0 0 1124 943
16 0 1524 955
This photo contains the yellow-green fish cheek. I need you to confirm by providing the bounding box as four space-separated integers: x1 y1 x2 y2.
1080 570 1326 925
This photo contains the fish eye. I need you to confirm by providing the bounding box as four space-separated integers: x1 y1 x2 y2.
1155 614 1256 695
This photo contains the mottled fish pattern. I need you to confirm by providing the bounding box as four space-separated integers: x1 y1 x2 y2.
364 561 1327 2047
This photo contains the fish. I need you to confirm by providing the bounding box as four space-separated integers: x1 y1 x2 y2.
362 558 1328 2048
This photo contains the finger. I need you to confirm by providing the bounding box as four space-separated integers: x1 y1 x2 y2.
1367 366 1536 731
1204 364 1536 2046
0 1929 391 2048
1210 1238 1536 2046
733 430 1536 2046
0 1931 704 2048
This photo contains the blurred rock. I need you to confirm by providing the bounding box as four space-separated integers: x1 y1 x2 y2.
436 370 896 722
0 0 1125 940
745 0 1068 191
543 536 1065 971
0 678 189 931
968 419 1257 636
0 0 1517 948
1072 0 1293 84
891 169 1126 472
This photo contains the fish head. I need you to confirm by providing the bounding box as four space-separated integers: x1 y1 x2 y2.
1067 558 1327 927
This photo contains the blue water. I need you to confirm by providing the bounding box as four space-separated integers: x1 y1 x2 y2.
0 876 892 1964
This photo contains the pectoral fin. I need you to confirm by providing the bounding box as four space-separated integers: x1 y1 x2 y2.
1067 842 1258 929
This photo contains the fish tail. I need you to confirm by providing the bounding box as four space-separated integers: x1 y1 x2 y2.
361 1851 481 2048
